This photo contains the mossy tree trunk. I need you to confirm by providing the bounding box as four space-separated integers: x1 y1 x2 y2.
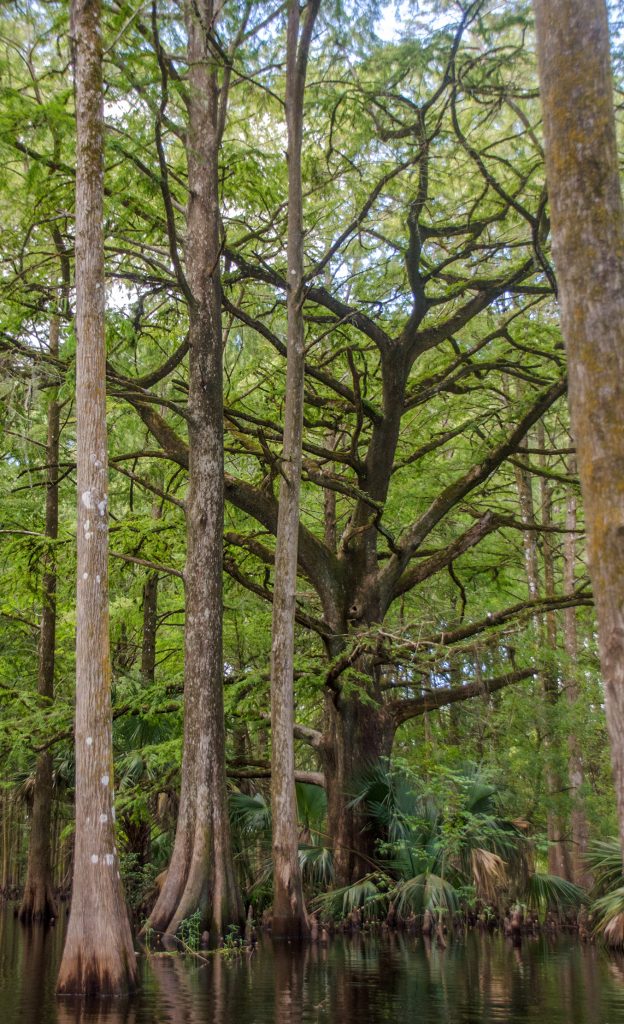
19 315 60 924
534 0 624 859
270 0 321 940
56 0 137 995
144 0 243 943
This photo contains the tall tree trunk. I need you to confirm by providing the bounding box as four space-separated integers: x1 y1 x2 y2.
270 0 321 940
563 458 592 887
515 427 570 879
539 428 572 881
145 0 243 943
533 0 624 859
19 315 60 924
57 0 136 995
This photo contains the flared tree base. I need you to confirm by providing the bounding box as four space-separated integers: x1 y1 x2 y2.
57 948 137 998
19 881 58 924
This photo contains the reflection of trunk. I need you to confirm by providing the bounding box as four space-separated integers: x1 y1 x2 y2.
57 0 136 995
563 461 592 888
321 684 393 887
270 0 320 940
145 0 243 944
273 941 306 1024
20 316 60 923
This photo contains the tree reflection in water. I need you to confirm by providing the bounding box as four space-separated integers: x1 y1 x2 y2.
1 908 624 1024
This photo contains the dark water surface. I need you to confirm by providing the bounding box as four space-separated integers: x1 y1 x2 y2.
2 907 624 1024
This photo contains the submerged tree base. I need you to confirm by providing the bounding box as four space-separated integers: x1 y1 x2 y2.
56 947 138 997
18 881 57 924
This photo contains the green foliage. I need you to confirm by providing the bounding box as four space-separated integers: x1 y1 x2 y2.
586 839 624 947
0 0 618 932
177 910 202 953
119 852 159 916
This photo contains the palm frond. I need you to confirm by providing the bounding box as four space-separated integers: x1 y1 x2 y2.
526 872 586 914
394 872 459 917
585 838 623 896
470 848 508 903
312 872 390 920
298 844 333 886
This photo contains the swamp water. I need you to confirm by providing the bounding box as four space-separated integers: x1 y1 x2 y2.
1 907 624 1023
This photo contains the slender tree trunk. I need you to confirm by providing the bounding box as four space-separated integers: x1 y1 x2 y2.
563 459 592 887
57 0 136 994
141 499 161 685
539 429 572 881
269 0 321 940
533 0 624 859
145 0 243 943
515 428 570 879
20 315 61 924
141 572 158 684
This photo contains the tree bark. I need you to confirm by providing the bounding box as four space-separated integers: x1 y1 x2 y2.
19 315 60 924
563 458 592 888
321 687 393 887
141 497 162 685
144 0 243 943
539 426 572 881
533 0 624 859
57 0 137 995
270 0 321 940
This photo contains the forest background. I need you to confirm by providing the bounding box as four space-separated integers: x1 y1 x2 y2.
0 0 623 949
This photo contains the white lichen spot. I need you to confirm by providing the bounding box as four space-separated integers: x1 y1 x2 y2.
91 854 99 864
111 806 116 822
105 853 114 866
83 519 91 534
99 813 108 824
81 490 94 509
101 773 109 787
86 736 93 746
82 572 89 581
96 574 101 584
97 497 107 517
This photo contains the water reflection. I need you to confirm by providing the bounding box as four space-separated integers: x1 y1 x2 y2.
56 999 137 1024
0 906 623 1024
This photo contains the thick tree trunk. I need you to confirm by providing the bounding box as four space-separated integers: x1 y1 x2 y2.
533 0 624 859
321 687 394 887
270 0 320 940
57 0 137 995
20 315 60 924
145 0 243 943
